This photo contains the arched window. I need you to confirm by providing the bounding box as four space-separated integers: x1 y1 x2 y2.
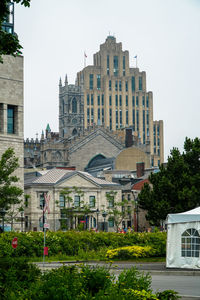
72 128 77 136
72 98 77 113
181 228 200 257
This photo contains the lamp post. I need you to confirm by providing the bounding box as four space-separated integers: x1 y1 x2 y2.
135 198 139 232
102 211 108 232
96 208 99 231
0 208 6 233
133 191 139 232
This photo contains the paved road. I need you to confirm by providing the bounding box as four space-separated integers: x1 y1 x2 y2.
151 275 200 299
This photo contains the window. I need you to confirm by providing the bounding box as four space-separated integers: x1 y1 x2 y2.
128 194 131 201
151 158 154 167
181 228 200 257
132 109 135 131
97 74 101 90
91 108 94 124
126 95 128 106
102 94 104 105
98 108 100 121
123 56 126 76
115 80 118 91
158 160 160 166
146 111 149 125
132 76 135 91
102 108 104 123
7 105 15 134
60 195 65 207
74 195 80 207
109 95 112 106
136 110 139 131
127 206 131 215
107 192 114 208
98 95 100 106
107 55 110 75
136 96 139 107
120 110 122 126
119 95 122 107
39 194 45 210
116 110 118 128
125 81 128 92
119 80 122 91
113 56 118 76
158 148 160 156
109 80 112 91
89 196 95 207
87 94 90 105
108 218 114 227
115 95 118 106
87 108 90 124
89 74 93 90
91 94 94 105
139 76 142 90
146 95 149 108
132 96 135 107
157 125 160 136
142 96 145 108
126 110 128 125
109 108 112 130
72 98 77 113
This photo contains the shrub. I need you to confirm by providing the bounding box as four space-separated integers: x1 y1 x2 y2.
117 267 152 292
106 245 155 259
156 290 181 300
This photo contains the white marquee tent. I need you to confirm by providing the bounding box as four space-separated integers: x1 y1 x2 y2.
166 207 200 269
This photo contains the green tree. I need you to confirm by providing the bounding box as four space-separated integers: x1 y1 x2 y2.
106 191 133 232
59 186 84 230
0 148 23 211
138 137 200 226
0 0 31 63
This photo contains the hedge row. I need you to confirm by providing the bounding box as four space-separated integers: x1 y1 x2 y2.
0 231 166 258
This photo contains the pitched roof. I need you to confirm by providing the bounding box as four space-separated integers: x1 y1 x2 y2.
25 168 120 188
132 179 149 191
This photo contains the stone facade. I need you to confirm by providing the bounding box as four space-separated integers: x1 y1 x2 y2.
24 169 123 232
0 55 24 230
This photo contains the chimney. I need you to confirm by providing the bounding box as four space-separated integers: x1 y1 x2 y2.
136 162 145 178
125 128 133 147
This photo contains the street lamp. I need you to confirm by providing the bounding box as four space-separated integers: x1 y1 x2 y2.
0 208 6 233
135 198 139 232
102 211 108 232
96 208 99 231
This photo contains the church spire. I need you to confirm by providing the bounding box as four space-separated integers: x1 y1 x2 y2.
59 77 62 86
65 74 68 86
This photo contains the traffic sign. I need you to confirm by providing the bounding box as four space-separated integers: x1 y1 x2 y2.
12 237 18 249
44 223 49 229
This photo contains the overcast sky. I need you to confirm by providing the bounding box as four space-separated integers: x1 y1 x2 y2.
15 0 200 161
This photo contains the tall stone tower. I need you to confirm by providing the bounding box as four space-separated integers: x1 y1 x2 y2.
76 36 164 166
59 75 84 138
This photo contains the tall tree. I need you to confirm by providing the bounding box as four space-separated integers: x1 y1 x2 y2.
138 137 200 226
0 148 23 212
0 0 31 63
105 191 133 232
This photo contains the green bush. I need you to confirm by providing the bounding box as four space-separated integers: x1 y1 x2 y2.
106 245 155 259
0 231 166 259
0 260 180 300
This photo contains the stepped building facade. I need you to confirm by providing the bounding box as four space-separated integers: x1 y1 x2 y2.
25 36 164 171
